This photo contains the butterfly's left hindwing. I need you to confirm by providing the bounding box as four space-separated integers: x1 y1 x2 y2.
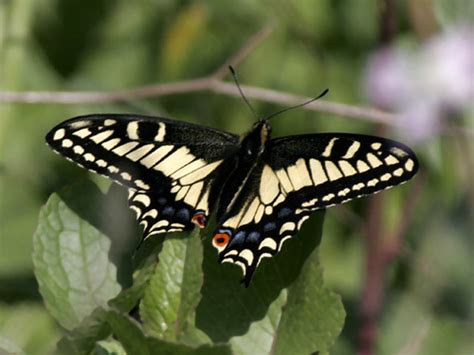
46 114 239 238
214 133 418 285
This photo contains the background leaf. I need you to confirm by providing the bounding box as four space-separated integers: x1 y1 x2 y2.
106 311 232 355
32 183 122 330
140 230 207 344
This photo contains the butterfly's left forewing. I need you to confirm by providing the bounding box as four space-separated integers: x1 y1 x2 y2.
215 133 418 285
46 114 239 238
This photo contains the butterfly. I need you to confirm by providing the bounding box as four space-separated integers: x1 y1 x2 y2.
45 71 418 286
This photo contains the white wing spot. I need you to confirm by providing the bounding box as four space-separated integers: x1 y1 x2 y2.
133 193 151 207
254 204 265 224
339 160 357 176
239 249 254 265
325 161 343 181
126 144 155 162
95 158 107 166
102 138 121 150
180 160 223 185
393 168 404 177
69 120 91 129
104 119 116 126
240 198 260 226
337 188 350 197
61 139 73 148
121 172 132 181
154 122 166 142
353 182 365 191
371 142 382 150
113 142 139 156
260 165 280 204
135 179 150 190
405 159 415 172
384 155 399 165
53 128 65 140
84 154 96 162
275 169 294 192
140 145 174 168
73 145 84 155
356 160 370 173
309 159 328 185
381 173 391 181
73 128 92 138
322 138 338 157
287 159 312 190
107 165 119 174
342 141 360 159
367 178 379 187
367 153 383 168
143 209 158 219
391 147 408 158
154 147 195 176
322 193 335 201
127 121 139 140
183 181 204 207
302 198 318 207
279 222 295 234
90 130 114 144
265 206 273 215
259 237 277 250
150 220 169 232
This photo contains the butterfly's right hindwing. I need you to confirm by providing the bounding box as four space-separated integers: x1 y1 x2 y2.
46 114 239 237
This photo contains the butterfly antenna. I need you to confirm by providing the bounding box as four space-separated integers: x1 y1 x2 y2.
229 66 261 121
264 88 329 121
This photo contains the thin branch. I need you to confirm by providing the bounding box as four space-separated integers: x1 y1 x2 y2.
1 26 472 136
210 81 398 124
0 24 414 128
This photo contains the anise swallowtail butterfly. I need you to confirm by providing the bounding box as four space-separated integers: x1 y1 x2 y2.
46 72 418 286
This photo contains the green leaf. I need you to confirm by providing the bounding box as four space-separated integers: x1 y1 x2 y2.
32 183 122 330
108 235 164 313
106 311 232 355
0 302 59 355
57 308 112 355
94 339 127 355
0 336 25 355
195 212 344 354
140 229 208 344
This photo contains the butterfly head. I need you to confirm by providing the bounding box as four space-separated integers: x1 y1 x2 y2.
240 120 271 158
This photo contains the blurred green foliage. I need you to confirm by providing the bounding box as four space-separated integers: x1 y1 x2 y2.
0 0 472 354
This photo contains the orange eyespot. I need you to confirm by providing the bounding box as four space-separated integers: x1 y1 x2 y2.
212 232 230 249
191 213 207 228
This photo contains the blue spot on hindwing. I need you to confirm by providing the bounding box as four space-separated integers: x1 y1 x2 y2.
176 208 190 221
246 231 260 244
228 231 246 248
278 207 292 218
263 222 276 232
162 206 175 216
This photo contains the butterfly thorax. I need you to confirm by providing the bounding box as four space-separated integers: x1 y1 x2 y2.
239 120 271 160
215 120 271 219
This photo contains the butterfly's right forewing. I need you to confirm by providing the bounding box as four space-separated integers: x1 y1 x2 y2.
46 114 239 238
